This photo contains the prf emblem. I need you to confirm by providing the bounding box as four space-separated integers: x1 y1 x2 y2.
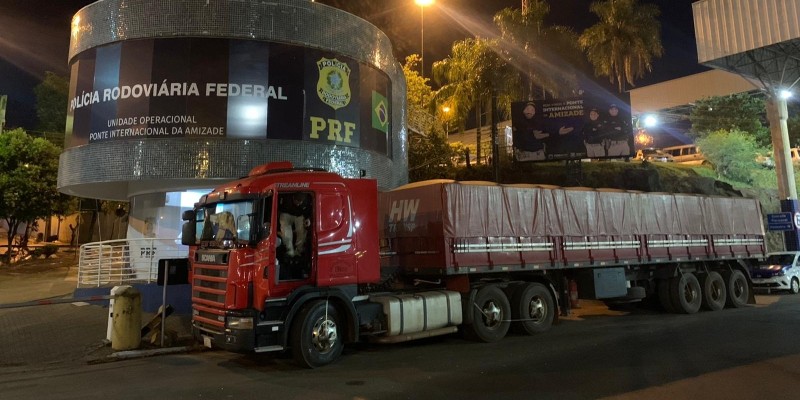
317 58 352 110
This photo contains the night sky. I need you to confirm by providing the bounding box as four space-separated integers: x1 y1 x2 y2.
0 0 705 130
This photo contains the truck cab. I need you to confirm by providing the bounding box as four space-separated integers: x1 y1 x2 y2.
182 162 380 365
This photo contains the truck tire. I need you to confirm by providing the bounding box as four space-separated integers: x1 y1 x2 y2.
722 269 749 308
669 273 701 314
700 271 726 311
511 283 555 335
466 285 511 342
290 300 343 368
658 279 676 313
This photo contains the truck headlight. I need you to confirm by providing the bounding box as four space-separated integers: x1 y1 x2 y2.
226 316 254 330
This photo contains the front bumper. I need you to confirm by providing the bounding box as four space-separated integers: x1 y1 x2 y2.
751 276 790 291
193 321 257 353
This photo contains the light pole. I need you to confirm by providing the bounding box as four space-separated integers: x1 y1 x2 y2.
415 0 434 78
442 105 451 134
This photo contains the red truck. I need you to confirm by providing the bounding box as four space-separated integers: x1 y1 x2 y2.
182 161 764 367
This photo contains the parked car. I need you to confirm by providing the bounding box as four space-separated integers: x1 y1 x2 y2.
663 144 705 165
750 251 800 294
635 148 674 163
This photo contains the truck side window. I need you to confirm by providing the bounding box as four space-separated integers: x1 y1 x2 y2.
319 193 344 232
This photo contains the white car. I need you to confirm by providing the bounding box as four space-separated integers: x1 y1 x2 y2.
635 148 674 163
750 251 800 294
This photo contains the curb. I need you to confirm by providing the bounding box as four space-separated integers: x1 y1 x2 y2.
87 344 208 364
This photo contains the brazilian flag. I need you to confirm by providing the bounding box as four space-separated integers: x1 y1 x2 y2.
372 91 389 133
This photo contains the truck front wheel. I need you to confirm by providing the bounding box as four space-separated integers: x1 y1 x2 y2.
511 283 555 335
290 300 343 368
466 285 511 342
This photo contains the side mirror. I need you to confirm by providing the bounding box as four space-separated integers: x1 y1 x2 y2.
182 210 196 221
181 222 196 246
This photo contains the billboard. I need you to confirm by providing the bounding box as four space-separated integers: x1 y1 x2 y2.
511 94 633 162
65 37 392 156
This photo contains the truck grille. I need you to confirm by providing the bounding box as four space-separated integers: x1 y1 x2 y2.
192 262 229 330
193 305 225 334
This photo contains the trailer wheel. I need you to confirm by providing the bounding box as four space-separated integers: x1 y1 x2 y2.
723 270 749 308
511 283 555 335
466 285 510 342
700 271 726 311
657 279 676 313
669 273 701 314
290 300 343 368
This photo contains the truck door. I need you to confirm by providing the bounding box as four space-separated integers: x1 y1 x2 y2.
271 190 316 297
253 190 316 303
315 184 359 286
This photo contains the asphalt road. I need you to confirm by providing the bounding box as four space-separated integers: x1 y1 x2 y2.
2 294 800 400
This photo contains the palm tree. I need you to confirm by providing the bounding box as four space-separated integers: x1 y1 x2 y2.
494 0 584 100
579 0 663 93
432 38 521 164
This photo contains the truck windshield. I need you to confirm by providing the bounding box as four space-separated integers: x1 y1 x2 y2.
199 200 255 246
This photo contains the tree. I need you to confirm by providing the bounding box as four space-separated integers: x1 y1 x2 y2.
0 129 61 262
408 125 459 182
432 38 521 164
696 129 773 186
403 55 435 110
493 0 583 99
579 0 663 93
689 94 770 146
34 72 69 135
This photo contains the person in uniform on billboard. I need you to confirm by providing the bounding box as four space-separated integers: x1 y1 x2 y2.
513 101 550 161
603 104 632 157
582 108 606 157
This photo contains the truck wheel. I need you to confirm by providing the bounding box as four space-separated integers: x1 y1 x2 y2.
511 283 555 335
290 300 343 368
466 285 510 342
669 273 701 314
700 271 727 311
722 270 749 308
658 279 676 313
790 278 800 295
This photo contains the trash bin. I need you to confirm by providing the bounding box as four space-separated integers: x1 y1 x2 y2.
111 286 142 351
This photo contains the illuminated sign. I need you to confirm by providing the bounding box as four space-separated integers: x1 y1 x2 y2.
66 38 391 156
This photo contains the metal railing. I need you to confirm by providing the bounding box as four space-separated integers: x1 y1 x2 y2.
77 238 188 288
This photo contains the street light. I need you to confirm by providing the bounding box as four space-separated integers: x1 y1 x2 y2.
442 105 451 134
415 0 434 78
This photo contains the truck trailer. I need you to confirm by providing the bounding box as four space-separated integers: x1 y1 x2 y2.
182 161 764 368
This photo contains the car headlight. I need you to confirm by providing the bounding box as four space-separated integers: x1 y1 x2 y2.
226 316 254 330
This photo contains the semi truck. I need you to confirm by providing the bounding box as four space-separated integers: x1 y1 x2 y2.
181 161 765 368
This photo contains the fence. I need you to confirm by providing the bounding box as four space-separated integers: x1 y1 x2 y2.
77 238 187 288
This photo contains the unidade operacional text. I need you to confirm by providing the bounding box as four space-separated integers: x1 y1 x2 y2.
70 81 288 111
88 114 224 141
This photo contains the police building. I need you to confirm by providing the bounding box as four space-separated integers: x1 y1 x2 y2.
58 0 407 244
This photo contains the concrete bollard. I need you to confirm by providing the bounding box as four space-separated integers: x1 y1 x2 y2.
111 286 142 351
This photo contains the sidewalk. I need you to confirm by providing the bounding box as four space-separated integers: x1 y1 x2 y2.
0 255 194 372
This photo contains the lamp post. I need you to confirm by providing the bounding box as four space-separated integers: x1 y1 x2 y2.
414 0 434 78
442 105 451 134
